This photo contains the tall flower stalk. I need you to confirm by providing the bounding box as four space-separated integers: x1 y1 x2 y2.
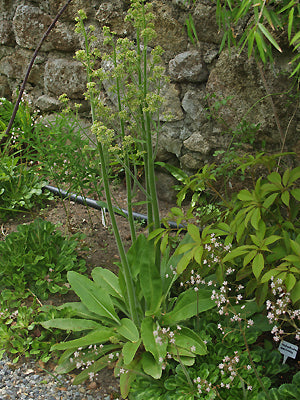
75 0 165 324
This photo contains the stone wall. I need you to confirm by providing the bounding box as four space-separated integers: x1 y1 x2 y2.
0 0 299 172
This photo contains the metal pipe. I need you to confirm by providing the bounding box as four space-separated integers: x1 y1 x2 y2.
44 185 186 230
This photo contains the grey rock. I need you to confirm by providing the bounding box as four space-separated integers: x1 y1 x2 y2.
151 1 187 58
182 89 207 123
169 51 208 83
160 82 184 121
13 5 79 52
44 59 87 99
180 152 205 171
183 131 211 155
13 5 52 50
155 171 178 203
36 94 61 111
0 19 14 45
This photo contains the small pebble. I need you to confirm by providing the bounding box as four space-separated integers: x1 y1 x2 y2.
0 354 119 399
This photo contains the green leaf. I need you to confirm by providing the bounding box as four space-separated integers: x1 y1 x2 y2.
223 245 252 262
51 328 115 351
174 327 207 355
252 253 264 279
278 383 300 398
67 271 120 325
254 30 267 63
288 8 294 41
285 273 296 292
268 171 282 186
290 239 300 255
117 318 139 342
261 269 280 283
41 318 102 331
243 249 257 267
72 354 112 385
264 235 281 246
142 352 162 379
290 281 300 304
258 23 282 53
291 188 300 201
141 317 159 360
262 192 278 209
251 207 261 230
281 190 290 207
290 30 300 46
237 189 253 201
134 236 162 314
122 339 141 365
162 288 215 325
176 252 192 274
282 168 291 187
255 282 269 307
120 358 140 399
92 267 123 300
155 162 188 182
187 224 200 242
56 302 102 321
288 166 300 183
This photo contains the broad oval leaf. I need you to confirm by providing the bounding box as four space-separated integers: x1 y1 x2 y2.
92 267 123 299
162 288 215 325
237 189 253 201
281 190 290 207
67 271 120 325
141 317 159 361
291 188 300 201
117 318 139 342
122 339 141 365
142 352 162 379
174 327 207 355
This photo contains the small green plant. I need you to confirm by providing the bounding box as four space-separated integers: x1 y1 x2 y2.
0 155 52 220
0 95 36 153
172 167 300 306
0 289 70 363
42 234 215 398
0 218 86 299
129 260 299 399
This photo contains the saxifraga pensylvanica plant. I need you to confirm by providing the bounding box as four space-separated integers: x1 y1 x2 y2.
42 2 216 398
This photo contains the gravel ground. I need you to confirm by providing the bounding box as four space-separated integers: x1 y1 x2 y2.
0 355 120 400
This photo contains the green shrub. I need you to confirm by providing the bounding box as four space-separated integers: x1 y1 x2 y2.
0 218 86 299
